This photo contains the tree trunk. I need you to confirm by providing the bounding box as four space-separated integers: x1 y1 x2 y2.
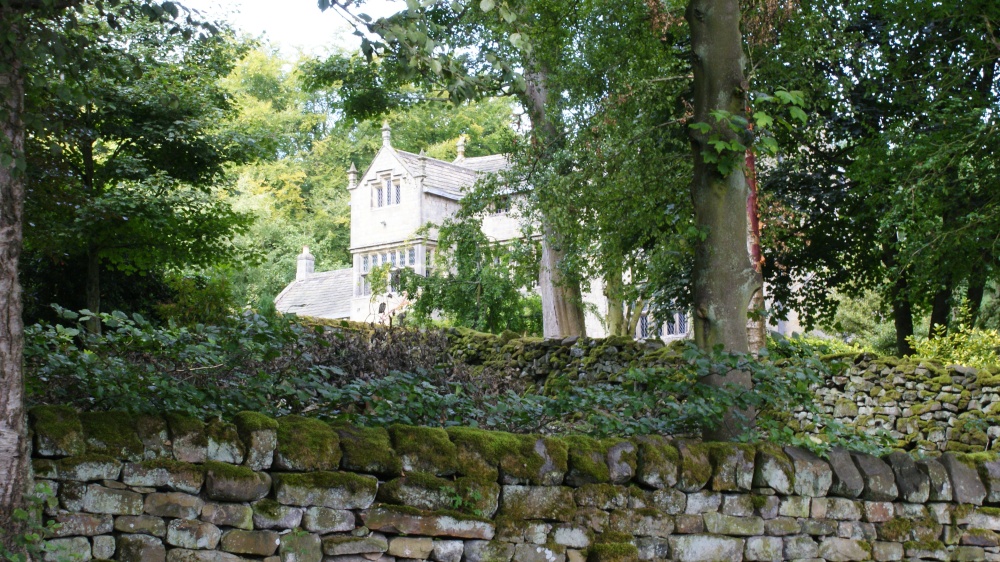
522 63 586 339
891 274 915 356
687 0 758 440
604 262 625 337
0 37 30 555
928 281 952 338
745 146 766 354
966 269 986 327
86 247 101 334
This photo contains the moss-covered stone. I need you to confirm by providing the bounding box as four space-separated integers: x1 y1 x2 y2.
674 440 711 492
705 442 755 491
498 485 576 522
587 543 639 562
273 471 377 509
205 419 245 464
573 484 626 510
203 461 270 502
30 406 85 457
79 412 144 461
390 425 458 476
634 435 679 489
447 427 566 485
122 458 205 493
55 454 123 481
133 414 169 459
361 504 495 539
332 422 402 476
377 471 500 516
564 435 611 486
165 412 208 463
274 416 341 471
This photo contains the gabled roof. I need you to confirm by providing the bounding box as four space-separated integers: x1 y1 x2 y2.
274 268 353 319
396 150 481 199
457 154 510 174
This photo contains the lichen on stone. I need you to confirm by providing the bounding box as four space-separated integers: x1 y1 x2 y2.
275 415 341 471
79 411 144 459
389 425 458 475
332 422 402 476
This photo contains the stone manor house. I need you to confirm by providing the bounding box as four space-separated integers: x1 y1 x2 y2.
274 124 699 340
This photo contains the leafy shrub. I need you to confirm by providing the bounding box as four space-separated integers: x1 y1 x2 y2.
768 333 862 359
25 310 884 455
909 324 1000 369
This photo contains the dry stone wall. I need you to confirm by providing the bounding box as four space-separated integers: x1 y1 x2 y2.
28 406 1000 562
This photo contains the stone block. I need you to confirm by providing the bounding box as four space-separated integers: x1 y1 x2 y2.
979 459 1000 504
968 508 1000 531
221 529 280 556
166 550 248 562
167 518 222 550
675 441 711 492
871 541 903 561
134 414 171 460
498 485 575 521
838 521 876 540
563 435 612 486
763 517 800 536
573 507 609 532
301 506 354 533
388 537 434 558
54 455 122 482
587 543 639 562
92 535 115 559
783 535 818 559
122 460 204 493
952 546 986 561
389 424 457 476
272 471 377 509
322 534 389 556
30 405 86 457
784 446 832 497
634 435 679 489
941 453 987 505
82 484 143 515
862 501 894 523
961 529 1000 546
513 543 566 562
59 481 86 511
274 416 341 471
115 514 167 536
606 440 637 484
42 536 91 562
684 490 721 514
825 498 862 521
206 419 245 465
608 509 674 537
649 488 686 514
361 505 495 539
232 412 278 471
819 537 872 561
335 423 401 477
916 458 953 501
204 461 271 502
707 443 755 491
884 451 929 503
463 540 514 562
117 533 166 562
201 502 253 530
79 412 143 460
377 472 499 516
431 540 464 562
668 535 744 562
144 492 205 519
745 536 782 562
703 512 764 536
279 532 322 562
800 518 837 536
721 494 755 517
252 500 303 529
551 524 591 548
851 452 898 501
828 447 865 498
673 514 705 534
46 512 112 537
778 496 810 518
573 484 627 510
635 537 670 561
166 413 208 464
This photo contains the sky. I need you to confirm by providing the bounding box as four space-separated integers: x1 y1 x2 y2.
181 0 399 59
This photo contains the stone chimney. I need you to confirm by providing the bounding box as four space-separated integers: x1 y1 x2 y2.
382 121 391 147
416 149 427 180
455 135 466 161
347 162 358 190
296 246 314 281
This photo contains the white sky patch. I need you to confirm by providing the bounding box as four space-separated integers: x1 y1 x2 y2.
181 0 400 59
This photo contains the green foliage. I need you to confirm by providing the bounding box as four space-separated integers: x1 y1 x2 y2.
909 324 1000 369
767 334 862 359
0 483 58 562
398 217 542 335
24 310 879 454
155 272 236 327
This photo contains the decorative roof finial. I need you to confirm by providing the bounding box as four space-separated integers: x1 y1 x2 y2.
347 162 358 189
382 121 391 147
417 149 427 178
456 134 466 160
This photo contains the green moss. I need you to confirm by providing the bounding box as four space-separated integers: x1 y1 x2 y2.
204 460 258 481
332 422 401 476
276 415 341 470
137 458 202 472
564 435 611 484
587 543 639 562
164 413 208 446
879 518 915 542
979 507 1000 517
206 419 243 450
903 539 945 552
56 454 119 470
253 498 284 518
677 441 712 489
372 502 491 523
377 471 497 515
29 405 85 456
275 471 376 496
447 427 567 483
233 411 278 432
750 494 769 510
389 425 458 475
573 484 622 508
595 532 633 544
79 411 144 458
